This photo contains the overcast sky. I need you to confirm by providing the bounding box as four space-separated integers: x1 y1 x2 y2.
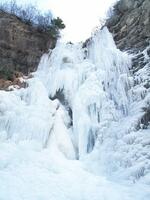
1 0 117 42
36 0 117 42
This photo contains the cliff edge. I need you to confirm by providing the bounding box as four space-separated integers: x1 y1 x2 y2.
0 10 57 87
106 0 150 52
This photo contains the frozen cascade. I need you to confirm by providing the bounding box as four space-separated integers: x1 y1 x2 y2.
0 27 150 200
36 27 132 158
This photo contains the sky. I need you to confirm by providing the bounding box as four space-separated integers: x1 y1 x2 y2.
1 0 117 42
35 0 117 42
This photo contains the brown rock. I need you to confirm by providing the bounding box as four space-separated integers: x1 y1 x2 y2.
106 0 150 52
0 10 56 80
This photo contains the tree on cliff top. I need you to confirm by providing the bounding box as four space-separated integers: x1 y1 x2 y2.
0 0 65 38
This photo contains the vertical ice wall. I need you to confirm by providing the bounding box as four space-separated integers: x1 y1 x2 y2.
35 27 132 159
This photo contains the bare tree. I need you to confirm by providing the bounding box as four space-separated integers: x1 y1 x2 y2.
0 1 65 37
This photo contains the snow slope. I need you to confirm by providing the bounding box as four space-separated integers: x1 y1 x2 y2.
0 27 150 199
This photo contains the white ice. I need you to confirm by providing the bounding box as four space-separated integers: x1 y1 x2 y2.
0 27 150 200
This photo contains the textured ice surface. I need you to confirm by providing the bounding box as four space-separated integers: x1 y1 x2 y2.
0 27 150 199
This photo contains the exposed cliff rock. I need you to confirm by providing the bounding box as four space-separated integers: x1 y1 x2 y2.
106 0 150 81
0 10 56 81
106 0 150 128
106 0 150 52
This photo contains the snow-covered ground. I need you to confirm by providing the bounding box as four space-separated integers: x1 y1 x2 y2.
0 140 150 200
0 27 150 199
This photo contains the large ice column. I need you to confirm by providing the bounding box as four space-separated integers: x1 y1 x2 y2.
35 27 132 159
88 27 132 115
73 28 132 158
47 100 76 159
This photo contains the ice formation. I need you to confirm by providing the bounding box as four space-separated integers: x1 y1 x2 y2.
0 27 150 200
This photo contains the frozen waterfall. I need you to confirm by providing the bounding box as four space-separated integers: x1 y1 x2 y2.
0 27 150 200
35 27 132 158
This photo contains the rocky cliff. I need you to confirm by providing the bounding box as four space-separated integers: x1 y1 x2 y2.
106 0 150 82
0 10 56 81
106 0 150 52
106 0 150 127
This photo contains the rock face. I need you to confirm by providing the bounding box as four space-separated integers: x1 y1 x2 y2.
0 11 56 77
106 0 150 52
106 0 150 79
106 0 150 128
